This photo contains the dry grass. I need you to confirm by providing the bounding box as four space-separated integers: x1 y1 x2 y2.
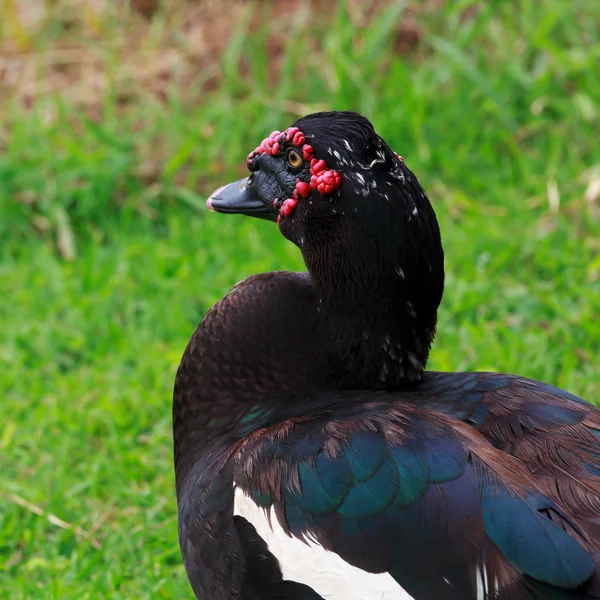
1 0 240 108
0 0 429 111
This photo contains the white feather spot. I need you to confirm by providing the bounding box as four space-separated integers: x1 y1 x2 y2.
407 352 422 369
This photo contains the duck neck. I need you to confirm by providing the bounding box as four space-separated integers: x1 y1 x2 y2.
303 230 442 387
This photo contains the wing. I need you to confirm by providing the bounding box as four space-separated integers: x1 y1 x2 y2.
419 373 600 549
233 393 600 600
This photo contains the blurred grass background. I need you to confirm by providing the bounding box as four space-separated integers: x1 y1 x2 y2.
0 0 599 597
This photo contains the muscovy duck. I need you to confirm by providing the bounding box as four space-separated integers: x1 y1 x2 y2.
173 111 600 600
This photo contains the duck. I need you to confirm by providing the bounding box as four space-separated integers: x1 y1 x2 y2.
173 111 600 600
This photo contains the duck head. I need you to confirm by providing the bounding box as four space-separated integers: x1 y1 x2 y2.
208 111 444 382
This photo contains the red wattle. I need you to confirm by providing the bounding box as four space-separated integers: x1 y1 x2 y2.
286 127 299 141
296 181 311 198
293 132 305 147
310 159 326 174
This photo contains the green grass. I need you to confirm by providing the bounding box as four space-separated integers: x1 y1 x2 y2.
1 1 599 597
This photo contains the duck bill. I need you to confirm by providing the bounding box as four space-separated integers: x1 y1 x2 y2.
206 178 277 222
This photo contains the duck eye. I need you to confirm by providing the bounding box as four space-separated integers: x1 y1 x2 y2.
286 149 303 170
